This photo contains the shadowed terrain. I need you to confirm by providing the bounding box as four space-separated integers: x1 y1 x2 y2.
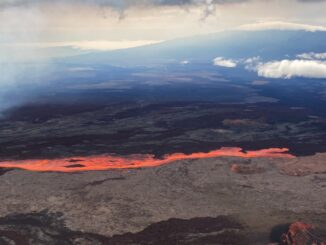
0 212 248 245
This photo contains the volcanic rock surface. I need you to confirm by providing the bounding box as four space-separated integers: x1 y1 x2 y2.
0 153 325 244
0 212 248 245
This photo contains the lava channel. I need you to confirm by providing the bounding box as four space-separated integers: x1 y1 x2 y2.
0 147 294 173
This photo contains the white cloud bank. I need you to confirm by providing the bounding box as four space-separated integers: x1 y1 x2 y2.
214 55 326 79
256 59 326 79
238 21 326 32
213 57 237 68
297 52 326 60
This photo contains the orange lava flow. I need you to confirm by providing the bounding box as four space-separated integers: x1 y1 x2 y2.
0 147 295 173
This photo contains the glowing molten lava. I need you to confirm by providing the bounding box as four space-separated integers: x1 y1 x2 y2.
0 147 294 173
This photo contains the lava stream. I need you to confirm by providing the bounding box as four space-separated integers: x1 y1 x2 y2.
0 147 294 173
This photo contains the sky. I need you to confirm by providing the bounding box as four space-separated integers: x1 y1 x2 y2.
1 0 326 51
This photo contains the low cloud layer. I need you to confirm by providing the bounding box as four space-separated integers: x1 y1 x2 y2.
213 57 237 68
214 55 326 79
238 21 326 32
297 52 326 60
256 59 326 79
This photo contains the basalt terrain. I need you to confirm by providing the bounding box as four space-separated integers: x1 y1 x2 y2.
0 101 325 161
0 78 325 244
0 152 326 244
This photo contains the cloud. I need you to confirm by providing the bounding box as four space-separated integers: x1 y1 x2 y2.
256 59 326 79
298 0 326 2
180 60 190 65
0 0 248 11
200 0 216 20
297 52 326 60
213 57 237 68
238 21 326 32
0 0 248 22
2 0 325 8
244 56 260 70
242 56 326 79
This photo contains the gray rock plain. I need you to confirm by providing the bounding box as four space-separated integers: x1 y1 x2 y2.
1 154 325 244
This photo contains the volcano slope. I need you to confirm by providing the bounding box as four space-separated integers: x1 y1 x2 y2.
0 98 325 244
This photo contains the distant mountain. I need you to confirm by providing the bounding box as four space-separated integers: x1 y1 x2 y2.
62 30 326 66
